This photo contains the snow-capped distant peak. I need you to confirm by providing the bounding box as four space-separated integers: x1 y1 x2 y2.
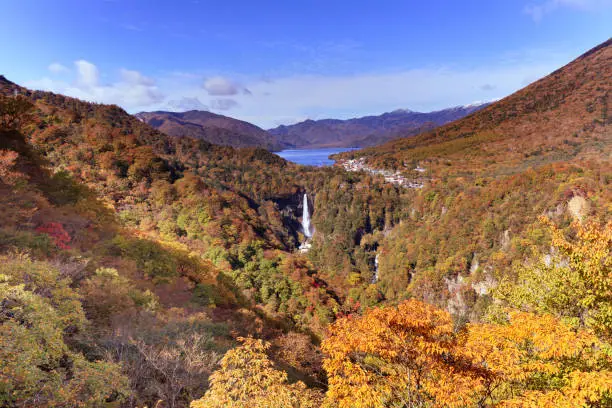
463 101 485 108
391 108 414 114
461 98 500 109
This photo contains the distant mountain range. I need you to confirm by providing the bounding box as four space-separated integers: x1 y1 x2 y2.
135 110 285 151
267 104 490 149
136 104 490 152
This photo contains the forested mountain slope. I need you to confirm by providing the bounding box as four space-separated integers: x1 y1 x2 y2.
332 38 611 319
136 110 285 151
0 73 405 406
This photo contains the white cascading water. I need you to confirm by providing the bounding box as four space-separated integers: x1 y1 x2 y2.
302 193 312 238
371 253 380 283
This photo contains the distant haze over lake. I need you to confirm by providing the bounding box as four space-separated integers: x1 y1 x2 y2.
276 148 359 166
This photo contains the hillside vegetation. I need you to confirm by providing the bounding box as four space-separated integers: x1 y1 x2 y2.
335 38 611 320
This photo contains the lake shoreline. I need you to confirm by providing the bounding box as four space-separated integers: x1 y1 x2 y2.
276 147 360 167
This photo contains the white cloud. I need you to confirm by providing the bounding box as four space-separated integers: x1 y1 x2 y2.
75 60 100 88
48 62 69 74
203 76 251 96
229 62 561 128
203 76 238 95
27 60 164 109
120 68 155 86
524 0 612 21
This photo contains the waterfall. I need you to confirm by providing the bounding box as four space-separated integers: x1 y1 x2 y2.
302 193 312 238
371 253 380 283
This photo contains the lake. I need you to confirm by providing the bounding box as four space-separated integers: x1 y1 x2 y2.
276 147 359 166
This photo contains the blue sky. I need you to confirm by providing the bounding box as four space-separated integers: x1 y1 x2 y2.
1 0 610 128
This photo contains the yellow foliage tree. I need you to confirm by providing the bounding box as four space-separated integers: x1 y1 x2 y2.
464 311 612 407
0 254 129 406
190 337 320 408
549 220 612 339
493 219 612 340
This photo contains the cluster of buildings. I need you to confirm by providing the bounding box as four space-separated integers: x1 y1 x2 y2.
337 158 426 189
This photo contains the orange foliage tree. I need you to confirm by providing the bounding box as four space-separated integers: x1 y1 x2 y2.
0 149 20 185
322 299 612 408
322 299 484 408
464 311 612 407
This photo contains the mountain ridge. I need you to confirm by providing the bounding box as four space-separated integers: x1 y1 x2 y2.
136 109 285 151
268 103 490 148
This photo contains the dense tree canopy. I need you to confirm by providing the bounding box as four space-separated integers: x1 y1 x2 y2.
0 255 129 407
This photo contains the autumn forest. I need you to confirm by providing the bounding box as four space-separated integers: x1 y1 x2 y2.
0 26 611 408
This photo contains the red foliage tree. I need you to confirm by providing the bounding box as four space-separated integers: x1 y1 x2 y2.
36 222 71 250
